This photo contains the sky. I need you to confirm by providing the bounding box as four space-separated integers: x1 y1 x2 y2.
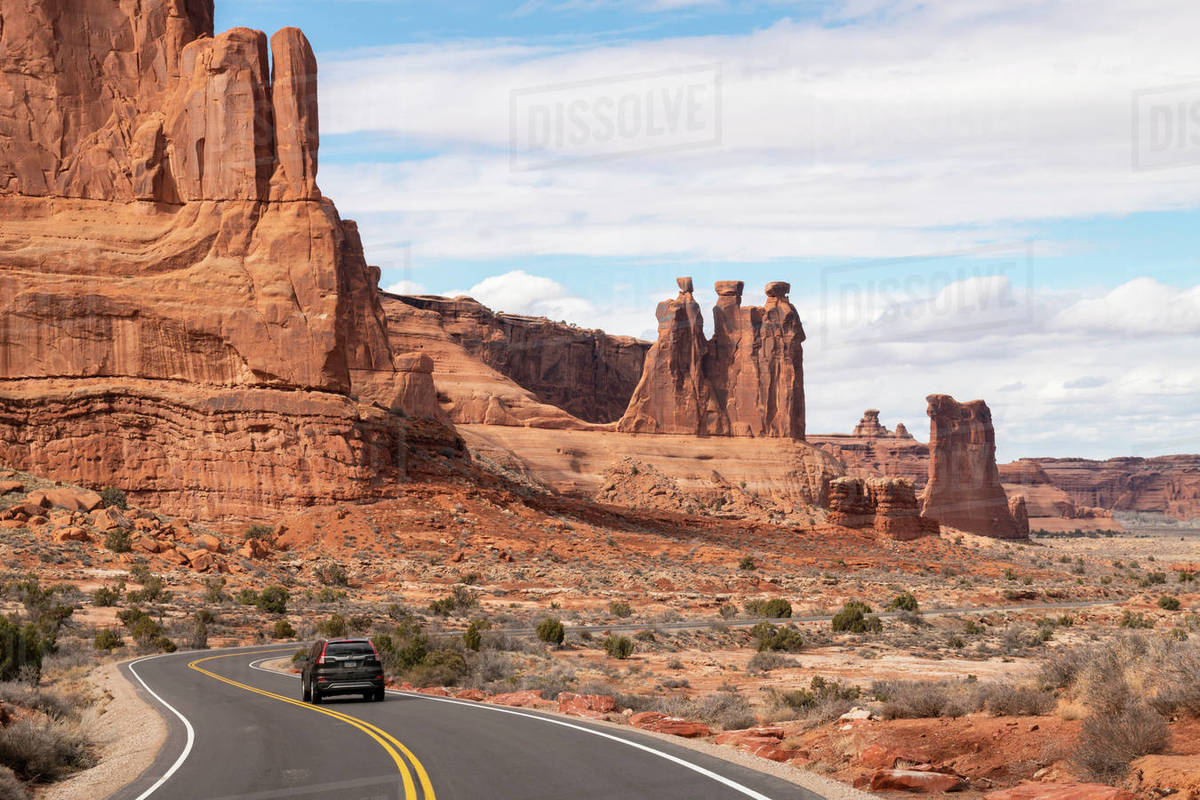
217 0 1200 462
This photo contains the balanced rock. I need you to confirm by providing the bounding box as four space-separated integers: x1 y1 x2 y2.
853 409 889 437
922 394 1027 539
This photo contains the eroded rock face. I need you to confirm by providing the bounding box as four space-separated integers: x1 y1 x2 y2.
828 476 936 540
1029 455 1200 520
853 409 888 437
922 394 1026 539
618 278 805 437
387 294 648 425
0 0 445 517
618 279 720 435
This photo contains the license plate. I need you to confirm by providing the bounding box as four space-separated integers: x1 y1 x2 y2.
346 661 360 669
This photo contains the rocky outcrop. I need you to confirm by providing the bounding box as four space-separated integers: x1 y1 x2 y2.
387 294 648 424
1028 455 1200 520
1008 494 1030 538
922 394 1026 539
828 476 936 540
618 278 805 437
810 409 930 488
0 0 448 518
619 277 721 435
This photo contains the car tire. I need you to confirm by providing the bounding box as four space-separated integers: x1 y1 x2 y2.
302 680 312 702
311 687 322 705
374 688 386 702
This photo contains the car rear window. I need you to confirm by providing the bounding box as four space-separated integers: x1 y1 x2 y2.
325 642 374 656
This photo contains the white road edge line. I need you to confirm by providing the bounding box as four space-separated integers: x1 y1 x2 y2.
248 656 775 800
126 653 196 800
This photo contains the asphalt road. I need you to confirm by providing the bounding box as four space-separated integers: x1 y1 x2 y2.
113 644 830 800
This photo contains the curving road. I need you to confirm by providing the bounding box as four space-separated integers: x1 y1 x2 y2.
112 644 835 800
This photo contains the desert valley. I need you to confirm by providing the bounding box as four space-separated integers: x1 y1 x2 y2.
0 1 1197 799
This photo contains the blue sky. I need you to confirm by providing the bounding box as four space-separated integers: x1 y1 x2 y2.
216 0 1200 461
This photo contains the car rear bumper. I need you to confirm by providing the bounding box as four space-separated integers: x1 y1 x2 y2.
317 677 384 696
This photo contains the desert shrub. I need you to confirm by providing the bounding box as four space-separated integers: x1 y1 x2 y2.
317 614 347 638
126 573 166 604
977 683 1056 716
316 588 343 604
256 585 288 615
406 649 469 687
0 619 43 683
347 614 373 634
832 601 881 634
609 600 633 618
243 524 273 541
203 577 227 604
874 680 962 719
93 629 124 652
751 622 804 653
271 619 296 639
719 604 738 619
186 612 209 650
92 586 120 607
0 717 94 782
744 598 792 619
738 556 757 571
766 676 861 724
429 586 477 617
536 617 565 646
1157 596 1181 611
1120 610 1153 629
603 635 633 659
747 651 799 673
373 621 430 674
0 765 27 800
314 561 349 587
887 592 919 612
103 528 132 553
463 621 483 651
237 588 259 606
99 487 128 510
1073 702 1168 781
695 691 756 731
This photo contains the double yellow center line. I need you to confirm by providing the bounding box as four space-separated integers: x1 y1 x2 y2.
188 650 435 800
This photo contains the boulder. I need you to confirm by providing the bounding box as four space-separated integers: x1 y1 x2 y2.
983 784 1136 800
870 769 966 793
27 488 103 513
628 712 711 738
557 692 616 718
194 534 224 554
415 687 450 697
858 743 936 770
491 690 546 708
185 549 217 572
91 507 131 532
239 538 271 560
0 481 22 495
453 689 487 702
54 527 92 543
922 395 1027 539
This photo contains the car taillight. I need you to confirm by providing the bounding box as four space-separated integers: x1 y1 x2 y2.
316 643 328 665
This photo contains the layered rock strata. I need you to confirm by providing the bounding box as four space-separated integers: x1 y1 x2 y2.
617 278 806 438
1028 456 1200 520
922 394 1027 539
828 476 936 540
0 0 447 517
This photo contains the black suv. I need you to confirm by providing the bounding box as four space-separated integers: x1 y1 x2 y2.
301 638 386 703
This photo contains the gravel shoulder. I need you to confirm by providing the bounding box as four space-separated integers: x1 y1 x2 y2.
40 659 167 800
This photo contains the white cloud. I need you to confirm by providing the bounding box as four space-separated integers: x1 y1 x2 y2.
1050 277 1200 336
318 0 1200 262
383 279 427 295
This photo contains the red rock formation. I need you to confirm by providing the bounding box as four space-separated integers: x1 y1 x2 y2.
922 394 1026 539
0 0 449 518
810 410 930 487
386 293 648 424
618 278 805 437
1008 494 1030 537
618 277 721 435
828 476 935 540
1029 455 1200 520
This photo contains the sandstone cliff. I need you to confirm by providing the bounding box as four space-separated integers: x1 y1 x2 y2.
387 294 648 424
1028 456 1200 520
921 394 1026 539
617 278 806 438
810 409 930 488
0 0 452 517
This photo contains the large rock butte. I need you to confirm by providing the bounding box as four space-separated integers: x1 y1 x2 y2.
0 0 454 518
618 278 805 437
922 394 1027 539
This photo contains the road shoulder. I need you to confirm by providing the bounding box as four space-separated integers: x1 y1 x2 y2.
41 659 168 800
